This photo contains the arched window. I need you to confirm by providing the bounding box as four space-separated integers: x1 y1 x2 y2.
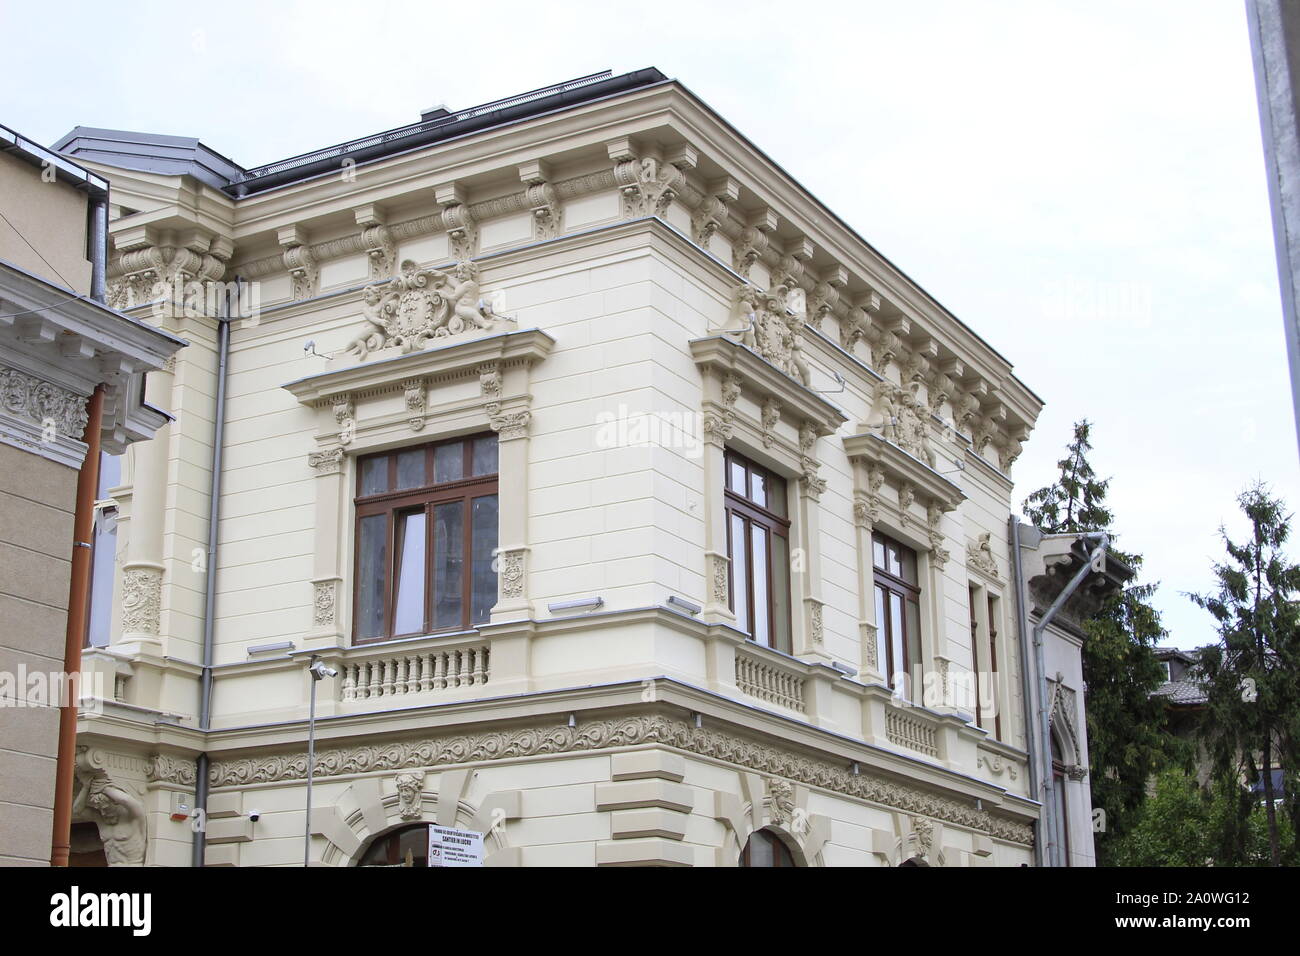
358 824 431 867
739 828 795 867
1050 734 1070 867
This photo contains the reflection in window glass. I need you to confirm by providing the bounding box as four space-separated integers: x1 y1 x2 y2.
361 457 388 496
472 436 498 476
874 586 889 679
433 502 464 630
728 459 746 494
730 513 749 634
751 525 769 646
356 514 388 640
395 449 425 491
470 495 498 623
393 511 427 635
434 442 463 484
771 534 790 653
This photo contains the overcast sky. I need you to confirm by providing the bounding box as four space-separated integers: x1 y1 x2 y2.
3 0 1294 650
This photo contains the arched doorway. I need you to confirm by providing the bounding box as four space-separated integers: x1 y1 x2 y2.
357 824 431 867
739 828 796 867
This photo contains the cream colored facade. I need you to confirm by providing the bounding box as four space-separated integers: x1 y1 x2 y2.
58 71 1063 866
0 124 181 865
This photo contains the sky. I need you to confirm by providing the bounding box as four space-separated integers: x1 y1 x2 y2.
2 0 1295 650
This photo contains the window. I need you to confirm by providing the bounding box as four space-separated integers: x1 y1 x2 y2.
85 453 121 648
724 450 791 654
739 829 795 867
969 585 1002 739
1050 735 1070 867
354 434 498 643
358 825 432 867
873 532 921 694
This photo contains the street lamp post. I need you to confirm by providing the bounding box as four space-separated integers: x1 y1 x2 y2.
304 655 337 867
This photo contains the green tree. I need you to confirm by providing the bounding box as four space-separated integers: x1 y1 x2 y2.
1110 768 1294 866
1188 484 1300 866
1022 419 1173 865
1022 420 1113 533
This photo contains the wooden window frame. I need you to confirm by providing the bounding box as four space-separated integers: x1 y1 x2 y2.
739 828 795 867
872 531 921 691
353 434 498 645
724 449 792 655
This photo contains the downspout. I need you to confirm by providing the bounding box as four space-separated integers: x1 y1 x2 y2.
191 279 235 866
1009 516 1042 867
88 195 107 303
1032 531 1109 867
50 385 105 865
50 191 109 866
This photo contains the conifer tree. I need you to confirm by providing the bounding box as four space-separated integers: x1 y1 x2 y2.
1022 419 1171 865
1189 484 1300 866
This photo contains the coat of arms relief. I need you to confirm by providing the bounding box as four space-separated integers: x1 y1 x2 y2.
346 259 515 360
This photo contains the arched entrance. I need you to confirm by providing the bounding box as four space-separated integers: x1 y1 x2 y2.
357 824 433 867
738 828 797 867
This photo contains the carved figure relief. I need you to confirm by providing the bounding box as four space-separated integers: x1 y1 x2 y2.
73 768 147 866
730 284 812 386
345 260 514 360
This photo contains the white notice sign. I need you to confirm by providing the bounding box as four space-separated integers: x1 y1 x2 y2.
427 825 484 867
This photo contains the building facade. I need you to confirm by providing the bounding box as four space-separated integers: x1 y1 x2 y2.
56 70 1063 866
0 123 182 865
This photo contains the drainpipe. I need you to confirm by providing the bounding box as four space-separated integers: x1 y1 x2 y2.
50 196 110 866
49 386 105 865
191 280 235 866
1009 516 1042 867
88 195 108 304
1032 531 1109 867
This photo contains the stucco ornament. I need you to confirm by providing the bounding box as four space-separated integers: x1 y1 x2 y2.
395 771 425 820
766 777 796 827
968 532 1000 579
346 260 514 360
730 284 812 387
73 770 147 866
879 384 937 468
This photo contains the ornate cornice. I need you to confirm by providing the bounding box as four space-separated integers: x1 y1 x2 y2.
207 713 1033 845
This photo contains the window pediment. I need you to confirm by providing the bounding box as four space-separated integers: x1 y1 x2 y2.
284 328 554 407
843 432 964 515
691 334 847 441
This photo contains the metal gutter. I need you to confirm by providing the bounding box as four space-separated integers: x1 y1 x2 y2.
191 280 235 867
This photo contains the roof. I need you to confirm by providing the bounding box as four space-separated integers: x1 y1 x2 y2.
52 69 667 197
1152 679 1208 706
1 121 108 198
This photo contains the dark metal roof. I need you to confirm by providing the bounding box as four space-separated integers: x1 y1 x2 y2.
222 69 665 196
53 70 667 198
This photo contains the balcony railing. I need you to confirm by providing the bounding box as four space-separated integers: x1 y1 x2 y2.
885 705 939 758
735 645 807 713
339 637 490 702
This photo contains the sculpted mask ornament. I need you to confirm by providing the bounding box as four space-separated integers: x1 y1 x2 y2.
766 777 796 827
346 260 514 360
395 771 425 820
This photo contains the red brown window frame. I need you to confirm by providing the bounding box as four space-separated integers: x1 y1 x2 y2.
872 531 921 691
739 828 796 867
353 435 498 645
724 449 792 655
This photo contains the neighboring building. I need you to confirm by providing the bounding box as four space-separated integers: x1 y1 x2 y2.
0 123 182 865
1247 0 1300 457
1153 646 1207 736
56 69 1058 866
1011 527 1133 867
